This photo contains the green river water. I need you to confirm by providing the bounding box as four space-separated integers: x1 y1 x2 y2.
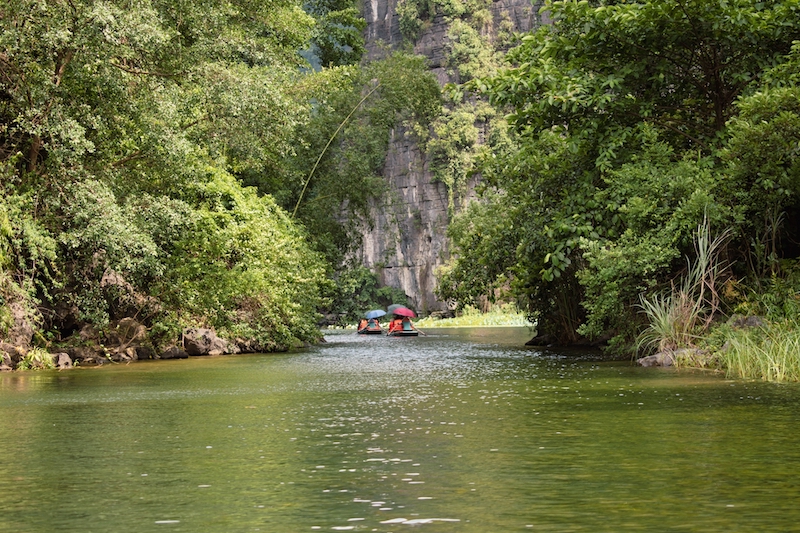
1 327 800 532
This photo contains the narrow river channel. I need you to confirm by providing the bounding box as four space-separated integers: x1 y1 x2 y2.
2 327 800 532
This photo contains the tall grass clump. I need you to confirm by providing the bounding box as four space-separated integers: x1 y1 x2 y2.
636 219 729 357
717 323 800 382
415 304 533 328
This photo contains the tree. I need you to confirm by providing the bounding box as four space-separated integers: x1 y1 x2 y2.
246 52 442 267
305 0 367 67
482 0 800 157
444 0 800 347
721 42 800 279
0 0 328 351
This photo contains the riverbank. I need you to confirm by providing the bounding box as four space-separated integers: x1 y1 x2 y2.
414 306 533 328
0 319 304 372
334 306 532 332
654 318 800 383
7 304 798 384
631 310 800 384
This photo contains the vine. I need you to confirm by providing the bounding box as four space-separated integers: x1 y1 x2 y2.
396 0 493 43
394 0 516 216
424 100 496 216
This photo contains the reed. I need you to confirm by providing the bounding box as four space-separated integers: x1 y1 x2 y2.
636 291 697 353
636 218 728 355
415 305 533 328
717 323 800 382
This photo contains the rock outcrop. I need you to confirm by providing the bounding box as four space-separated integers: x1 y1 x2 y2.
65 320 151 365
0 315 280 370
637 348 712 368
160 346 190 360
55 352 73 369
358 0 547 312
6 301 34 350
0 345 18 371
356 126 473 313
182 327 229 356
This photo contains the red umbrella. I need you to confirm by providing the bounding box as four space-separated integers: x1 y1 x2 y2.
391 306 416 318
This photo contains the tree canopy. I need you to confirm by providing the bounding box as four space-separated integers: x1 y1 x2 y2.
0 0 439 354
441 0 800 349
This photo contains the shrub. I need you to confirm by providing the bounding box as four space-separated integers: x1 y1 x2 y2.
16 348 56 371
635 220 730 355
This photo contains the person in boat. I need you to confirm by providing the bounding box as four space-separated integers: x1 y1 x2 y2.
388 316 404 334
359 317 383 333
389 315 417 334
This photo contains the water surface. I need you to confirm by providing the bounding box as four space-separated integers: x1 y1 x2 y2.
1 327 799 532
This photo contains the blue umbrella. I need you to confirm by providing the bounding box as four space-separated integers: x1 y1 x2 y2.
365 309 386 319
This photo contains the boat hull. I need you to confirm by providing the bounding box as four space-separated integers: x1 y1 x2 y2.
388 330 419 337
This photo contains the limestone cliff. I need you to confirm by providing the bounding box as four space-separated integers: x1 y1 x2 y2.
357 0 546 313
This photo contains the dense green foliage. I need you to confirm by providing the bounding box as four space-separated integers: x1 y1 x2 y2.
305 0 367 67
322 266 409 325
0 0 329 350
9 0 800 383
241 53 441 268
441 0 800 353
0 0 439 355
415 303 531 327
290 55 440 264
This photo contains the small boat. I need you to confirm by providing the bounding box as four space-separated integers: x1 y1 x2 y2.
388 329 419 337
357 318 383 334
387 317 419 336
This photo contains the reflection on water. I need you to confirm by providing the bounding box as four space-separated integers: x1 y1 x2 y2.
1 327 800 532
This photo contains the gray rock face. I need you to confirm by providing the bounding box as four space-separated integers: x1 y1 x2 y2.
183 328 229 356
637 352 675 367
364 0 544 60
55 352 73 369
637 348 711 367
0 342 24 366
160 346 190 360
355 125 480 312
104 317 147 351
0 346 15 371
7 302 34 350
358 0 545 312
363 0 403 56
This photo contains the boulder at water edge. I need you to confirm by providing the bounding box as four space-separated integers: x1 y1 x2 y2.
182 328 229 356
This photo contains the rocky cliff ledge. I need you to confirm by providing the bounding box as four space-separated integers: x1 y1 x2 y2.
357 0 546 313
356 124 480 312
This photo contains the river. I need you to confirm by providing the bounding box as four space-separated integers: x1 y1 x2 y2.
1 327 799 532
